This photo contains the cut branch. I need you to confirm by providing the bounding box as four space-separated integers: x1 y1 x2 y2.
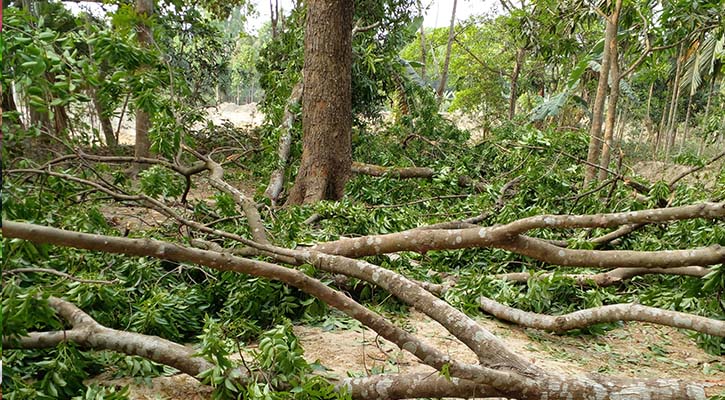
186 147 270 244
479 296 725 337
264 82 303 204
3 297 216 378
351 162 435 179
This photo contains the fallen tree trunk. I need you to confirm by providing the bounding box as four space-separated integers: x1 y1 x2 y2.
2 221 710 399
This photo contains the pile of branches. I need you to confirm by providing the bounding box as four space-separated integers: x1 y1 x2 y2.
3 146 725 400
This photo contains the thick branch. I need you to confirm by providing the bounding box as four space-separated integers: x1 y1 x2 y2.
264 82 303 204
502 235 724 269
351 162 435 179
186 147 270 244
3 297 215 377
479 296 725 337
311 203 725 269
339 373 501 399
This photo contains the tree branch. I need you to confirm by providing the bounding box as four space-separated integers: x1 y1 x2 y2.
2 267 118 285
479 296 725 336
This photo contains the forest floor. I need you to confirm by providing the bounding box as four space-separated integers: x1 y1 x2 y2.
90 104 725 398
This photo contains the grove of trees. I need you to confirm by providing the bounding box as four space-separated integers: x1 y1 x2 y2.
2 0 724 399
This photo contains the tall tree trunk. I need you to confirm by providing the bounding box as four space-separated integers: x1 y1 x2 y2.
680 91 693 149
2 82 24 131
699 76 716 155
270 0 279 39
285 0 353 205
436 0 457 103
655 95 669 155
597 1 622 182
666 43 684 155
134 0 153 160
419 21 427 81
93 89 117 147
584 3 617 185
508 48 525 120
643 81 655 144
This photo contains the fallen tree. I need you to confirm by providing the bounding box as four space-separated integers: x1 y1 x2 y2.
4 197 723 399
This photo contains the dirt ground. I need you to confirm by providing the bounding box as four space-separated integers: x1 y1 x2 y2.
632 158 724 189
92 309 724 399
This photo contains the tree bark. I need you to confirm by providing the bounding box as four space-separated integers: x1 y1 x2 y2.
419 17 427 81
134 0 153 160
270 0 279 39
286 0 353 205
436 0 457 103
508 47 525 120
656 93 669 154
597 1 622 182
681 90 694 149
584 4 617 185
92 89 117 147
666 43 684 155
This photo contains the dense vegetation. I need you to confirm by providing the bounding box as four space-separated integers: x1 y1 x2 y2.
2 0 724 399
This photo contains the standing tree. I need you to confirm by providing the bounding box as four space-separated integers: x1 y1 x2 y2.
436 0 457 103
286 0 353 205
134 0 154 161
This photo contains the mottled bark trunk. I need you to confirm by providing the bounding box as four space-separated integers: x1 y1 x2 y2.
508 48 525 120
2 82 24 130
436 0 457 103
270 0 279 39
93 90 117 147
584 6 617 185
655 94 669 155
134 0 153 160
285 0 353 205
597 1 621 182
681 90 693 148
666 43 684 155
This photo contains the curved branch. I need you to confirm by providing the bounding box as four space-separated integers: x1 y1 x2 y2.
2 267 118 285
264 82 303 204
185 147 270 244
479 296 725 337
502 235 724 269
3 297 215 377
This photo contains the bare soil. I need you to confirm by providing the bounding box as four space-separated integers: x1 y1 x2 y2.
632 160 724 190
